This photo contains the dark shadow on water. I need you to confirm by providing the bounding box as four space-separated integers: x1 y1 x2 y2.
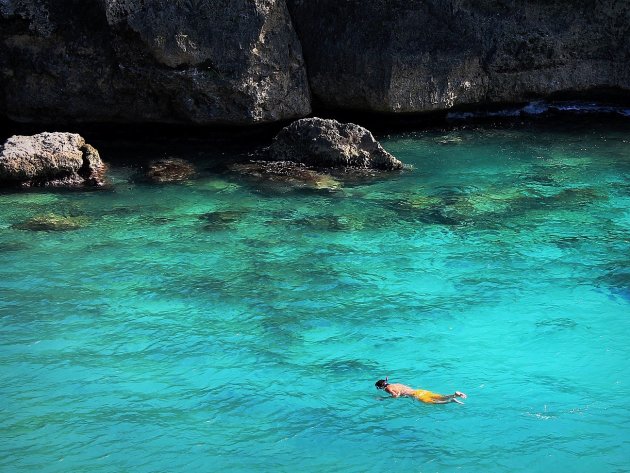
1 120 281 167
198 209 248 231
535 318 578 330
0 241 30 252
598 270 630 303
319 358 379 377
290 215 359 232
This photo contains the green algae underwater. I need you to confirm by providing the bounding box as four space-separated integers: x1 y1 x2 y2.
0 119 629 472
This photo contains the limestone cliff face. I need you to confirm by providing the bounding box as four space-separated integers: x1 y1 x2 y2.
287 0 630 112
1 0 629 124
0 0 311 124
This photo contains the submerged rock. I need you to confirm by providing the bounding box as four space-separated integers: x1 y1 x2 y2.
12 213 89 231
144 158 196 183
599 270 630 302
230 160 341 192
389 189 521 227
269 118 404 170
198 210 246 231
0 241 28 252
292 215 360 232
388 196 465 226
0 132 105 188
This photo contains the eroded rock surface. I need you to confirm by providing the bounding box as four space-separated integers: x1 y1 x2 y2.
0 0 311 124
269 118 403 170
0 132 105 187
2 0 629 123
288 0 630 112
230 160 341 192
144 158 196 183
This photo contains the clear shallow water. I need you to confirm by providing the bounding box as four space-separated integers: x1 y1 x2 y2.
1 122 629 472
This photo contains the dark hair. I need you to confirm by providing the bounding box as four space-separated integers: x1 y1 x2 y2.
375 379 388 390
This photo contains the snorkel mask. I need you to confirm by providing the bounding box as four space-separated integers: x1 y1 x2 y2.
375 376 389 390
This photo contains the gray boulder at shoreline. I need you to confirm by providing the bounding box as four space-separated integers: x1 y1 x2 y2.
0 132 105 187
270 118 403 170
1 0 629 124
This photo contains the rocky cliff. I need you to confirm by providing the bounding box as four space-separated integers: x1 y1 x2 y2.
1 0 629 124
287 0 630 112
0 0 311 124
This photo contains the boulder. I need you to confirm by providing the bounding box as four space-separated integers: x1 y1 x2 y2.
0 132 105 187
144 158 195 183
0 0 311 124
269 118 403 170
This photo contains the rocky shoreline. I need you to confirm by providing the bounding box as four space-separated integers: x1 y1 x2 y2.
0 118 405 190
3 99 630 191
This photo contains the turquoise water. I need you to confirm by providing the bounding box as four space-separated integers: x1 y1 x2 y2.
1 121 629 472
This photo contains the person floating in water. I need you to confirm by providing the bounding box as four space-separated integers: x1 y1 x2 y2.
375 377 467 404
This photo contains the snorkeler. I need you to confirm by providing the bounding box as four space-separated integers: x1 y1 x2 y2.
375 377 467 404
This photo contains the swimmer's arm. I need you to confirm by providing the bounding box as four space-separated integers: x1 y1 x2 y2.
377 394 399 399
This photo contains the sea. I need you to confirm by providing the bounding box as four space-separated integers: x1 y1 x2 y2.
1 114 629 472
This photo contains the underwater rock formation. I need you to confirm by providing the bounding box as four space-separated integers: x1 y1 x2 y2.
290 214 360 232
144 158 196 183
0 0 311 124
269 118 403 170
198 209 247 231
230 160 341 192
0 132 105 187
12 213 89 231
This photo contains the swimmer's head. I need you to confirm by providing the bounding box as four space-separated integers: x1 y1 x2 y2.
375 378 389 390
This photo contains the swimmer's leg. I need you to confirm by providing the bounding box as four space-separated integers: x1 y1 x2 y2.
432 394 464 404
